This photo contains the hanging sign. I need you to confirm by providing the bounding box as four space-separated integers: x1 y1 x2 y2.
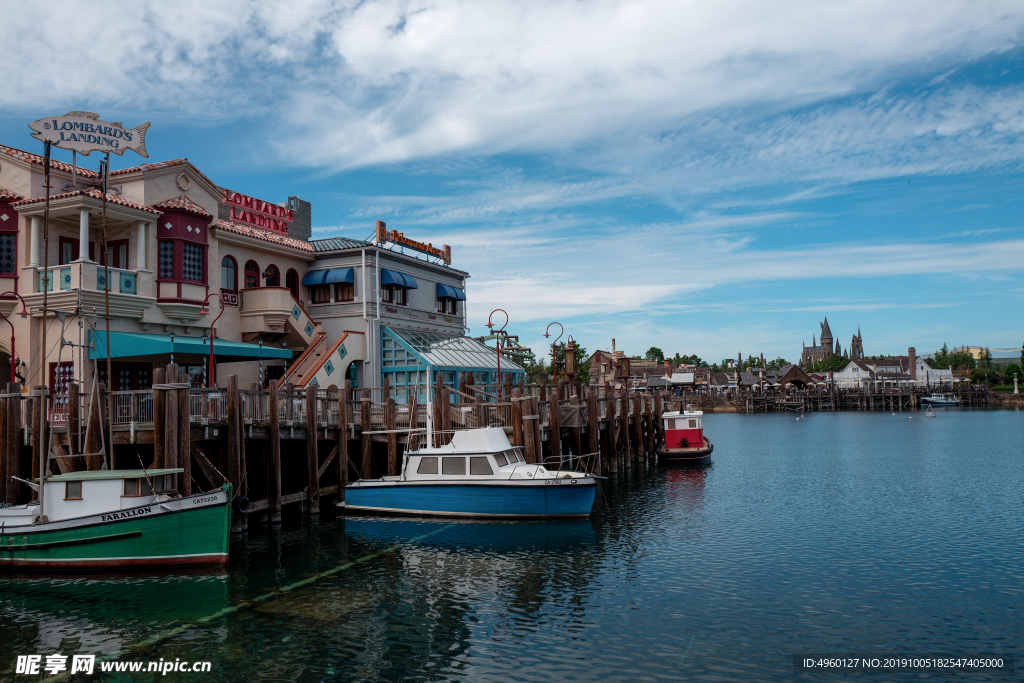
375 220 451 265
28 112 150 157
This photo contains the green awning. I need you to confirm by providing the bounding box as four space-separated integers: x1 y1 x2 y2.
89 331 293 362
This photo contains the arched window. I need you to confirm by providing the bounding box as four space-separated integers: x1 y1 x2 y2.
286 268 299 299
244 260 260 289
221 256 237 291
264 264 280 287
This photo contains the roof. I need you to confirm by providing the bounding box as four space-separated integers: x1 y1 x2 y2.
111 157 219 190
820 317 833 338
47 468 184 482
0 187 23 201
0 144 100 178
153 194 212 218
215 220 314 252
385 326 525 373
310 236 470 276
12 187 161 214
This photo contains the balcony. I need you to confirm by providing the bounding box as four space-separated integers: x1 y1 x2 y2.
28 262 156 318
238 286 320 349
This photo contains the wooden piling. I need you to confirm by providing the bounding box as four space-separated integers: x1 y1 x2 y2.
633 390 643 459
475 392 485 429
569 393 582 467
548 388 561 462
530 395 542 463
178 372 191 494
432 374 443 449
439 382 452 445
605 381 618 474
164 364 179 470
337 383 348 504
269 379 282 523
31 387 41 481
521 395 537 464
305 383 320 515
360 389 372 479
386 395 397 476
152 367 166 468
586 385 599 473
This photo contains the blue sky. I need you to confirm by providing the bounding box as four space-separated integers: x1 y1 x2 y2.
2 0 1023 364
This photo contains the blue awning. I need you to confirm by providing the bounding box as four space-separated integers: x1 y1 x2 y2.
302 268 353 286
436 283 466 300
89 331 293 362
381 269 418 289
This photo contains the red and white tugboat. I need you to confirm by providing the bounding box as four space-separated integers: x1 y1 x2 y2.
658 410 713 465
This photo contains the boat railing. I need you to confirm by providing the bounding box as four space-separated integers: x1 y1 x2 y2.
540 451 599 475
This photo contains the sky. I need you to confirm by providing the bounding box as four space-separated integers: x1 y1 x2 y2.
1 0 1023 365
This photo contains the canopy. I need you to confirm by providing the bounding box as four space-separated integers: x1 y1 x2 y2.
380 268 418 289
384 327 524 373
302 268 353 286
89 331 293 362
435 283 466 300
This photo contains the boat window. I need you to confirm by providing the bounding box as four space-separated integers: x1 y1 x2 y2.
441 457 466 475
155 475 175 493
140 478 153 495
124 478 138 496
470 457 494 476
516 450 524 462
493 452 508 467
505 449 523 463
65 481 82 500
417 457 439 474
689 419 697 429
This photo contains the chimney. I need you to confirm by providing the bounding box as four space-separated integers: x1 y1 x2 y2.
908 347 917 379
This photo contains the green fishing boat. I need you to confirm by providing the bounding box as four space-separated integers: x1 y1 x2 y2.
0 470 231 571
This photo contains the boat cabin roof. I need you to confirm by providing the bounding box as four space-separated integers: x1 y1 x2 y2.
45 468 184 482
429 427 512 453
662 410 703 418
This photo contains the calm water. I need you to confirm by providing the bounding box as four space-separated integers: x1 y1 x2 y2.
2 409 1022 682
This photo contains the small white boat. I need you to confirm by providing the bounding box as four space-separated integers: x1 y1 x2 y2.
341 427 598 519
925 405 936 417
919 393 959 405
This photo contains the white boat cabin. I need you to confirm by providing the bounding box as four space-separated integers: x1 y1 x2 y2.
397 427 583 482
0 469 183 528
662 410 705 450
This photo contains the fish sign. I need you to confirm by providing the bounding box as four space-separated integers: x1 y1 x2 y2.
28 111 150 158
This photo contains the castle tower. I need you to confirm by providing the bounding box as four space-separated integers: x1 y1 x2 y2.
819 317 834 359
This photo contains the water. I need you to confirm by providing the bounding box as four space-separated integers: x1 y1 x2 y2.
2 409 1022 681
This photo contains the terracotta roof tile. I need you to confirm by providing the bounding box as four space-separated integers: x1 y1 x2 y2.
215 220 314 252
152 194 212 218
12 187 161 214
110 158 219 190
0 187 24 201
0 144 101 178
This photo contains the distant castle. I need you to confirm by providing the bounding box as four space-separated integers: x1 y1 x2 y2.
800 317 864 368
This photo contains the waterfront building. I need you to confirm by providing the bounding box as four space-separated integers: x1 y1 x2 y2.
832 347 954 388
0 142 516 399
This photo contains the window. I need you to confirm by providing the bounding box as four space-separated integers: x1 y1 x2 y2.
311 285 331 304
0 234 15 275
381 285 393 303
689 419 697 429
123 478 153 497
104 239 129 269
182 243 204 282
158 241 175 278
244 260 259 289
382 285 407 305
441 457 466 475
286 269 299 299
221 256 237 291
446 298 457 315
470 457 493 476
264 264 280 287
417 457 438 474
65 481 82 500
436 297 447 313
493 452 508 467
337 282 354 301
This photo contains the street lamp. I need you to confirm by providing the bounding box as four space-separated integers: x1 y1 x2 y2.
486 309 508 399
167 330 176 365
620 356 631 389
199 293 225 389
0 292 29 383
563 334 577 389
258 337 265 387
543 322 563 384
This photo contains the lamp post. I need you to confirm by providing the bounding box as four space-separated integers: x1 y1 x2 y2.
258 337 264 387
168 330 176 365
0 290 29 382
486 309 508 399
543 322 563 384
199 293 225 389
563 334 577 392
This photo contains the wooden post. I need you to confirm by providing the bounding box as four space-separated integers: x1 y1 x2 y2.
548 388 561 462
386 395 397 476
633 389 643 459
68 381 79 464
531 395 542 463
432 373 443 449
504 373 512 402
511 387 523 447
164 364 179 471
360 389 371 479
226 375 241 532
586 385 599 474
569 393 582 467
439 382 452 445
305 383 320 515
620 389 631 468
269 379 282 523
178 372 191 495
605 381 618 473
0 390 7 503
475 392 485 429
654 391 664 451
337 383 348 504
152 367 165 468
459 373 467 396
521 395 537 464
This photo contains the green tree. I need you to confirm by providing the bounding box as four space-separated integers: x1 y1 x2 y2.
645 347 665 363
766 357 789 370
1004 363 1022 381
949 349 976 371
927 342 950 369
550 340 590 384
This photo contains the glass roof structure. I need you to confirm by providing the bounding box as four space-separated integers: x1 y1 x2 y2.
384 327 525 374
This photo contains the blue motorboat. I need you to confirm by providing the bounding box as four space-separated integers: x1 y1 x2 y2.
340 427 597 519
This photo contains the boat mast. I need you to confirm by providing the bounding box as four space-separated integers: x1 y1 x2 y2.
101 153 113 468
37 142 51 522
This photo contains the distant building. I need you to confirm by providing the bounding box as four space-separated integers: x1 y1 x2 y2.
800 317 864 367
833 347 954 388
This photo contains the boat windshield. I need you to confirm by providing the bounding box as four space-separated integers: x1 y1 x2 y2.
504 449 523 463
493 452 509 467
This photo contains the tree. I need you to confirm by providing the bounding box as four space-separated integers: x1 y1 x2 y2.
927 343 950 369
645 347 665 363
550 340 590 384
766 357 789 370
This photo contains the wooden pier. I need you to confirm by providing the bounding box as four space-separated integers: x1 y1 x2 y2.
0 370 678 531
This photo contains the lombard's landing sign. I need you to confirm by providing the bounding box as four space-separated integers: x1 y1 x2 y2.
29 111 150 157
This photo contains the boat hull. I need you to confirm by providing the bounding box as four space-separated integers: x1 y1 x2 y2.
919 397 959 405
0 488 231 571
658 438 714 466
342 480 597 519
